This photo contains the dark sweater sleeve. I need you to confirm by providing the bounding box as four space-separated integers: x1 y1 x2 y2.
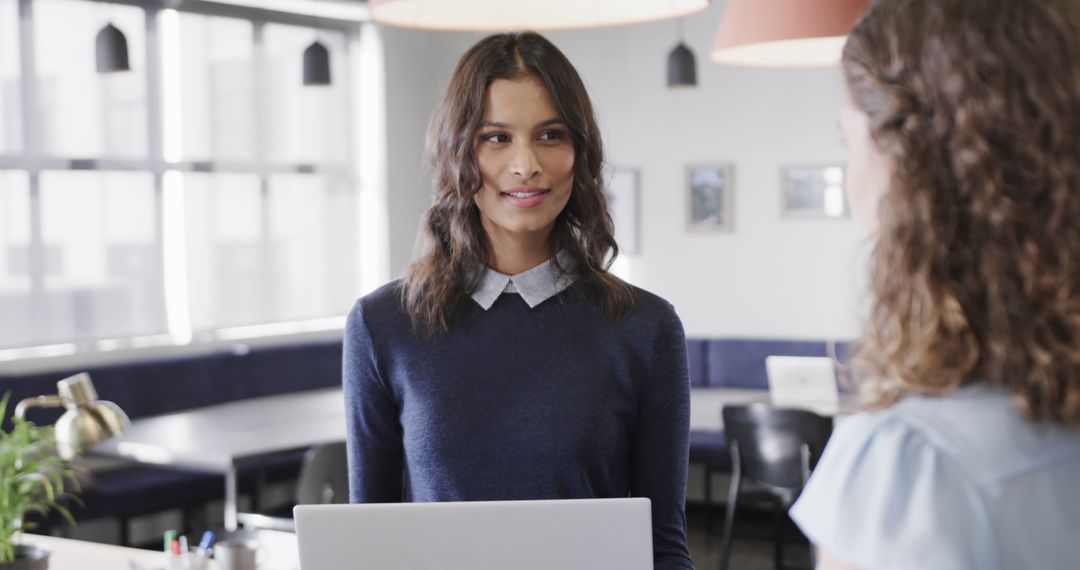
343 299 405 503
632 303 694 570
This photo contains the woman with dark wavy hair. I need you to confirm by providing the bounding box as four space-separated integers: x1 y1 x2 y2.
789 0 1080 568
343 32 693 569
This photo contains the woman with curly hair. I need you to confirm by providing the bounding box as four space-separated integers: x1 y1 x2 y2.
342 32 692 569
790 0 1080 568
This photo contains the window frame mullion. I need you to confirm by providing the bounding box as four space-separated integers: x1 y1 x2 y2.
144 4 171 340
252 19 277 327
18 0 45 345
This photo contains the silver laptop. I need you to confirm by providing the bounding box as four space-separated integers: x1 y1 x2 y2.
765 355 840 407
294 498 653 570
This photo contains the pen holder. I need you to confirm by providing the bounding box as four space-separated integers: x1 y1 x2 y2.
165 548 211 570
213 539 260 570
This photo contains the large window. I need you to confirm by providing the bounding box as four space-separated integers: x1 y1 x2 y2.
178 14 256 162
267 174 357 323
0 0 20 154
0 0 363 354
0 172 31 348
39 171 162 341
35 0 148 158
182 173 264 331
263 24 350 165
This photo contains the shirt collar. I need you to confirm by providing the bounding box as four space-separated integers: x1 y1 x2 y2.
471 250 576 310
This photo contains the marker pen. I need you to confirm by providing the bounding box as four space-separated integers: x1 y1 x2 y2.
163 530 177 554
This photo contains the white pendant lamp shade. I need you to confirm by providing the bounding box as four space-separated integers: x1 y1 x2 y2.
711 0 869 67
370 0 709 31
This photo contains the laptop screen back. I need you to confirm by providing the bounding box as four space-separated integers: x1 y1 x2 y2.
765 355 840 405
294 498 653 570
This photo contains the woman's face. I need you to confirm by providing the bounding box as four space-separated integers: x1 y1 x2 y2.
473 75 575 246
841 85 893 235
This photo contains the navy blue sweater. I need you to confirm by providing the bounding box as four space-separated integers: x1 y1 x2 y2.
343 280 693 569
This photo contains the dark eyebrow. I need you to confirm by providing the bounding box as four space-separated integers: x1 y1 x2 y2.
535 118 566 129
479 118 566 130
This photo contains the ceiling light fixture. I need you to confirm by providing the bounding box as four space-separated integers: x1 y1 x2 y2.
370 0 709 31
95 22 130 73
710 0 869 67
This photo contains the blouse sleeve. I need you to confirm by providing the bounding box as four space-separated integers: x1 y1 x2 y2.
343 299 405 503
630 304 693 570
789 413 997 570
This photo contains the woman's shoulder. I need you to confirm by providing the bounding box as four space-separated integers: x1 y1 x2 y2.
354 280 404 309
816 385 1080 492
880 384 1080 480
346 280 408 334
623 284 679 321
584 284 682 341
791 384 1080 569
562 280 679 324
790 401 995 568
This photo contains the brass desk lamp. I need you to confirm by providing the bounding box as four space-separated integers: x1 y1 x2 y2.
14 372 130 460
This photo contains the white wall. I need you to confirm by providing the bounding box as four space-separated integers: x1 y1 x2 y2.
381 1 869 340
380 28 472 279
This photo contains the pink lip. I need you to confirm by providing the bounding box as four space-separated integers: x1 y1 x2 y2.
500 187 550 208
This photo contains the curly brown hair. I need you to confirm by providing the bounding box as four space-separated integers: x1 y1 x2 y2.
843 0 1080 427
403 32 634 335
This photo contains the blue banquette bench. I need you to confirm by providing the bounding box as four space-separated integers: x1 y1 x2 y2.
686 338 850 391
0 338 343 543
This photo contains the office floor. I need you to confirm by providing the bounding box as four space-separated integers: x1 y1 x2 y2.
686 506 813 570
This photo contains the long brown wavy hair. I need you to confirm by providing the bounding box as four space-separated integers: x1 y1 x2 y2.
843 0 1080 427
403 32 634 335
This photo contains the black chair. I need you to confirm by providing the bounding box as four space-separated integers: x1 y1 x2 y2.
689 429 731 532
236 441 349 532
718 405 833 570
294 441 349 505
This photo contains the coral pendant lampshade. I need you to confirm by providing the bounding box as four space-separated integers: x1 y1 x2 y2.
711 0 869 67
370 0 709 31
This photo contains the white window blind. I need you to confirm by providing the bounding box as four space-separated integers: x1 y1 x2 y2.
0 0 20 154
0 0 364 354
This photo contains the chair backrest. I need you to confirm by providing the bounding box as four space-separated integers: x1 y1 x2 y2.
296 442 349 505
722 404 833 491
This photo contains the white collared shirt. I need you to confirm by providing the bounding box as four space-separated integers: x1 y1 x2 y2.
470 250 576 310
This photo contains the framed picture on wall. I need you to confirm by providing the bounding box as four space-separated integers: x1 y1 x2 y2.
605 168 640 255
780 164 848 218
686 163 734 232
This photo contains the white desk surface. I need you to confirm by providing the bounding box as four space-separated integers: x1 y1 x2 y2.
92 386 857 467
84 385 852 530
689 387 859 431
20 534 211 570
91 388 346 472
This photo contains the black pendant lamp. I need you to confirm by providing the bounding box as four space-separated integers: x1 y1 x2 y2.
667 19 697 88
96 23 130 73
303 41 331 86
667 42 698 87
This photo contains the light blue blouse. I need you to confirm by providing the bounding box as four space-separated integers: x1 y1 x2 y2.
790 384 1080 570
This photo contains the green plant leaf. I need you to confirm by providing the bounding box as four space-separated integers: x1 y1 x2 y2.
0 390 82 560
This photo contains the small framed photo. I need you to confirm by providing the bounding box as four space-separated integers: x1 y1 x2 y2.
686 163 734 233
605 168 640 255
780 164 848 218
